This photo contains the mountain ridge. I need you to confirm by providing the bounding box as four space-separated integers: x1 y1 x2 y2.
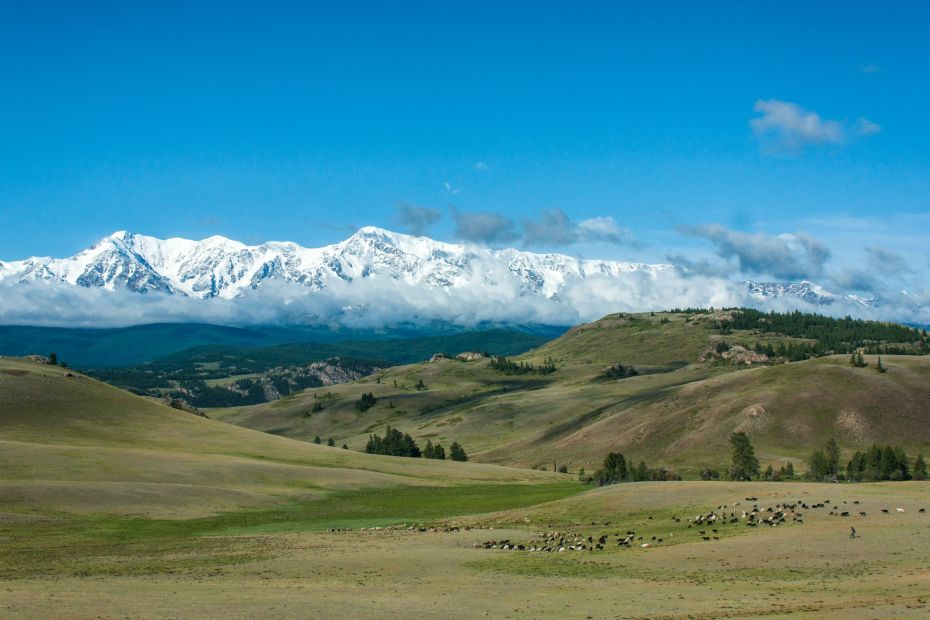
0 228 914 327
0 227 672 299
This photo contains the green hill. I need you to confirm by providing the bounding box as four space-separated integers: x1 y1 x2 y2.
0 357 568 521
213 310 930 474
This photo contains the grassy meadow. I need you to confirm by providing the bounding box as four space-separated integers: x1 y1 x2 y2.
3 308 930 618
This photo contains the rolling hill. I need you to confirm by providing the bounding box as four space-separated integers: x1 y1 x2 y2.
212 310 930 474
0 357 566 520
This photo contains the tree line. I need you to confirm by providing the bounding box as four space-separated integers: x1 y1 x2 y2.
597 363 639 380
807 438 927 482
725 309 928 355
489 356 557 375
588 452 681 486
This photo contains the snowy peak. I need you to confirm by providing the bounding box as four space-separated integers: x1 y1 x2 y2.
0 229 904 321
0 228 669 301
747 280 879 308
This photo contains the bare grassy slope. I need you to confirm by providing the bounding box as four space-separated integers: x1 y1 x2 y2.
542 354 930 469
0 358 558 518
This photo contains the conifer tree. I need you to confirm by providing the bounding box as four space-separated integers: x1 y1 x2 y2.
449 442 468 461
914 454 928 481
729 431 760 481
825 438 841 477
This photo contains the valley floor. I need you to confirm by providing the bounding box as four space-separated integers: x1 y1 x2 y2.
3 481 929 619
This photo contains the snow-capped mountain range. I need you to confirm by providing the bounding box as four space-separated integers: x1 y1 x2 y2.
0 227 672 300
0 227 900 327
745 281 878 308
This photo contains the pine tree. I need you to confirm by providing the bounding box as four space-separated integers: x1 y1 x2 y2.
808 450 828 480
825 438 841 477
914 454 928 481
729 431 760 481
327 437 335 447
313 436 321 444
450 442 468 461
48 352 57 366
875 356 887 373
595 453 628 486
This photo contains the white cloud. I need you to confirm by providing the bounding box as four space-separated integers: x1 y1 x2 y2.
4 266 926 331
751 99 844 153
854 117 881 136
576 216 636 245
860 64 881 73
474 162 488 171
750 100 879 155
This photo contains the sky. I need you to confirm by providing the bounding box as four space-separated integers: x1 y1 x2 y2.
1 0 929 301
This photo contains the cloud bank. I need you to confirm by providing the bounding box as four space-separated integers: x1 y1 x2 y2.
2 267 926 331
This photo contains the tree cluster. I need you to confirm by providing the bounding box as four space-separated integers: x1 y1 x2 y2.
598 363 639 380
590 452 680 486
423 440 446 460
805 439 925 482
762 462 795 481
364 425 421 457
363 426 469 462
355 392 377 412
488 356 557 375
726 309 928 355
846 445 920 481
449 441 468 461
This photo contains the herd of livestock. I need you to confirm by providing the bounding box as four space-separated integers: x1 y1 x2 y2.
474 496 926 552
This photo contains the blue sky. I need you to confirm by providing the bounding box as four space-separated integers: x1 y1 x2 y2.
1 1 928 294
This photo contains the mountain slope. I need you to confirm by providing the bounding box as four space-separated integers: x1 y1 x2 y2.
213 310 930 473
